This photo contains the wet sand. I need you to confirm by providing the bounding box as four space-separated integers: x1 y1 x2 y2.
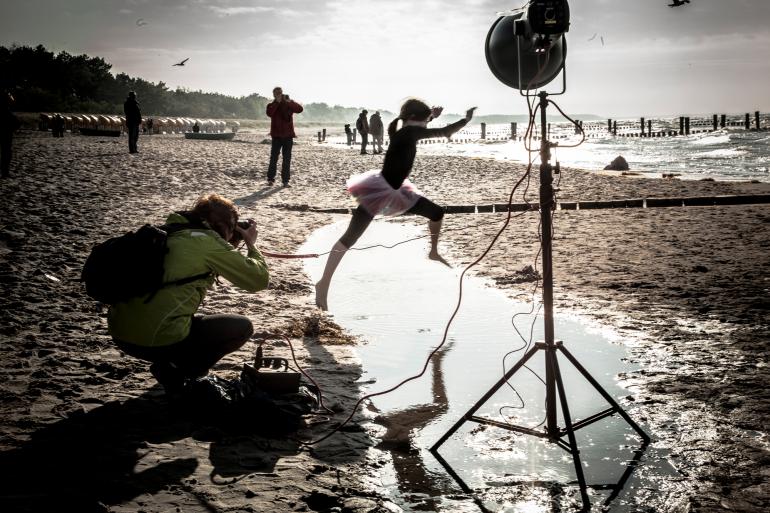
0 128 768 512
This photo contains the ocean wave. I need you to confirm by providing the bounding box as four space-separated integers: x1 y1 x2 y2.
692 134 730 146
695 148 747 159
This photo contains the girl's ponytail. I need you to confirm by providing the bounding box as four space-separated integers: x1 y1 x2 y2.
387 117 400 138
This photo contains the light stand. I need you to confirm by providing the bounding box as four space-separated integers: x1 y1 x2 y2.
430 90 651 511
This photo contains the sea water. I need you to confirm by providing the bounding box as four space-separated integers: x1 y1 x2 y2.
330 117 770 183
300 220 675 511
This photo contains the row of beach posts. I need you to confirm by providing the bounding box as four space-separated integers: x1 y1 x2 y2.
38 114 237 134
319 111 766 145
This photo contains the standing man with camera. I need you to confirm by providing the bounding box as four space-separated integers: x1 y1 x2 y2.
266 86 303 187
123 91 142 154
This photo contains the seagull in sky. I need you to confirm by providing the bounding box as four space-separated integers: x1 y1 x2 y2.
587 32 597 41
136 18 148 27
173 58 189 67
600 36 605 46
668 0 690 7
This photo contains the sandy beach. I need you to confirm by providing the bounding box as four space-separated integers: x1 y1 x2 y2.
1 128 768 512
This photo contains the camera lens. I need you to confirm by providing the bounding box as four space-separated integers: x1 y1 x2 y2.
545 8 555 20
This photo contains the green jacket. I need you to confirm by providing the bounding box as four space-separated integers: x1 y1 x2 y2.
107 212 269 347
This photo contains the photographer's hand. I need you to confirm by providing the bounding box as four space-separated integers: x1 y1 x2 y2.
236 220 258 249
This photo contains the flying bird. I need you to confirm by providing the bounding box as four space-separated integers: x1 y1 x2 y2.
172 58 189 67
668 0 690 7
587 32 597 41
600 36 605 46
136 18 148 27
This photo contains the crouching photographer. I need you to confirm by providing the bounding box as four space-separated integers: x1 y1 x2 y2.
106 193 269 394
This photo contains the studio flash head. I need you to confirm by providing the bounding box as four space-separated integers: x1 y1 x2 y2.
485 0 570 90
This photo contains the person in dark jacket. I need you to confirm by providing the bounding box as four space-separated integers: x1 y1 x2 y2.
1 91 20 178
123 91 142 153
265 86 303 187
344 124 353 146
356 110 369 154
369 111 384 154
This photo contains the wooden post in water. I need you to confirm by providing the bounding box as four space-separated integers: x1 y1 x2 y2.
613 120 617 136
607 119 612 132
720 115 726 129
481 122 486 140
317 131 322 143
756 111 761 130
679 116 684 135
712 114 718 131
640 117 645 136
685 117 690 135
511 122 517 139
322 128 327 141
647 120 652 137
353 128 357 143
745 113 750 129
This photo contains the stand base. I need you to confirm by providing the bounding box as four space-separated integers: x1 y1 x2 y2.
430 340 650 511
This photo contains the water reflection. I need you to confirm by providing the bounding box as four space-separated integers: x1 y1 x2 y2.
300 219 671 511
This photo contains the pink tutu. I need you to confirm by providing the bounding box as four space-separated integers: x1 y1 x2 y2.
346 169 422 217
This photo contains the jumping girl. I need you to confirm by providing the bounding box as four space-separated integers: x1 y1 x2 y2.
315 98 476 310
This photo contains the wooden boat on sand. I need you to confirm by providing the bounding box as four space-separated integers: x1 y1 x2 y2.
184 132 236 141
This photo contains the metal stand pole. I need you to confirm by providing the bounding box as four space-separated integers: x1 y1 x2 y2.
431 92 650 511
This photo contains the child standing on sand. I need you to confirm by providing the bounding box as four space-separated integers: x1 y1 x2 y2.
315 98 476 310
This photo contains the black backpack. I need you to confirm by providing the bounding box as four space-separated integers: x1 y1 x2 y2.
81 216 211 304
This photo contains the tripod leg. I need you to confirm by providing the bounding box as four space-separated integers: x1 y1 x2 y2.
431 345 541 452
557 345 650 442
551 351 592 509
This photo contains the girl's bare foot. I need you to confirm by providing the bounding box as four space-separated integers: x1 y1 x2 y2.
428 251 450 268
315 281 328 311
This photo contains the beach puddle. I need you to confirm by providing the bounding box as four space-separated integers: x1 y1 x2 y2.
300 220 675 511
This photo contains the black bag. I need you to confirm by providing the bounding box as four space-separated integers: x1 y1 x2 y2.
81 219 210 304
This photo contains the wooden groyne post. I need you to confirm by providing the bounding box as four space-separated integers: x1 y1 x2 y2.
481 122 486 140
679 116 684 136
613 120 617 136
322 128 327 141
745 113 751 130
685 117 691 135
640 117 645 136
352 128 357 143
647 120 652 137
756 111 761 130
510 122 517 139
720 114 726 129
317 131 322 143
607 119 612 133
713 114 718 131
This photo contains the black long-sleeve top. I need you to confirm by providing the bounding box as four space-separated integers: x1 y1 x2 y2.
381 118 468 189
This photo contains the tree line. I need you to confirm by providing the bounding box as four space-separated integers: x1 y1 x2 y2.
0 44 378 122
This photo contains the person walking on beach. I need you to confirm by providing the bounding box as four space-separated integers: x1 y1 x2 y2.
369 111 384 154
107 193 269 393
266 86 303 187
356 110 369 154
1 91 20 178
123 91 142 153
315 98 476 310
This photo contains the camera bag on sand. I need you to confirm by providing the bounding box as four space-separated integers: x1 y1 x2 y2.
81 217 211 305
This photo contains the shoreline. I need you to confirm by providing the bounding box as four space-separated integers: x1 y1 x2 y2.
0 132 768 512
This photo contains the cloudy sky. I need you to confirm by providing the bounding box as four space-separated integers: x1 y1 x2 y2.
1 0 769 117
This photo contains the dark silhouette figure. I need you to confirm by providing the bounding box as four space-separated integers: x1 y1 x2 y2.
356 109 369 154
344 123 353 146
123 91 142 153
192 121 200 133
173 58 190 66
369 111 384 154
265 86 303 187
1 91 20 178
146 117 153 135
668 0 690 7
52 113 65 137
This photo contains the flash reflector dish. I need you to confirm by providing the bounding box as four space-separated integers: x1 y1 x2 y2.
485 14 567 90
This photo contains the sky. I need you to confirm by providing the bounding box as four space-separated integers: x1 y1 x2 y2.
1 0 769 118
